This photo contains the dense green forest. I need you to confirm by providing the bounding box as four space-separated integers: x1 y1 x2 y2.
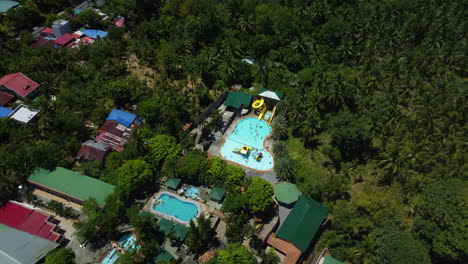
0 0 466 263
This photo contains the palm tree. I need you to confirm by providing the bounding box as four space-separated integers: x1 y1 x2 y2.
271 115 288 140
274 156 294 180
273 141 288 157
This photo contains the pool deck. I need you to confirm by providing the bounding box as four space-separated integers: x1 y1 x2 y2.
218 115 275 173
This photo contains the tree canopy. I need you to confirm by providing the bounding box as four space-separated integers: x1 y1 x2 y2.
244 178 273 214
44 248 76 264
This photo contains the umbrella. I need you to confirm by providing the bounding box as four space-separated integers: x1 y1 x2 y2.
274 182 301 205
198 249 215 263
259 90 281 101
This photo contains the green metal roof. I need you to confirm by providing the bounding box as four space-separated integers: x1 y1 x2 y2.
158 218 174 235
224 91 252 109
0 1 20 13
276 195 329 252
274 182 301 205
28 167 115 206
323 255 344 264
173 223 189 241
165 178 181 189
209 187 225 201
155 249 173 262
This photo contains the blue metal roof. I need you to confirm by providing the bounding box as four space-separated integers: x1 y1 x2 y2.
106 109 136 127
82 29 108 39
0 107 12 118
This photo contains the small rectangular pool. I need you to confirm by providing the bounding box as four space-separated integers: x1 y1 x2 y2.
152 193 200 223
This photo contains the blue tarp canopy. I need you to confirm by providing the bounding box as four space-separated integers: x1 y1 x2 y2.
106 109 136 127
82 29 108 39
0 107 12 118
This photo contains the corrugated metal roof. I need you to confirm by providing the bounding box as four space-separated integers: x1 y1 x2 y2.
28 167 115 206
0 91 14 106
209 187 225 201
0 73 39 98
76 140 110 161
276 195 329 252
54 33 74 46
0 224 57 264
224 91 252 109
165 178 181 189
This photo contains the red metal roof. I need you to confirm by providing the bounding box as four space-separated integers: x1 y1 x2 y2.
32 38 55 48
76 140 110 161
0 73 39 98
54 33 75 46
41 27 54 34
95 120 137 152
0 91 14 106
0 202 61 242
99 120 126 137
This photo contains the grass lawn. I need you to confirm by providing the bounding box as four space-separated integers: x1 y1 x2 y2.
286 136 330 199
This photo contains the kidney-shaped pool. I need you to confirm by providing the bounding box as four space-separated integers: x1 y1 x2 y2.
220 117 274 171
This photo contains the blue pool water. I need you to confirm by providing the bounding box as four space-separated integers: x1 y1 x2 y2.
220 118 274 171
152 193 199 223
185 186 200 198
101 233 138 264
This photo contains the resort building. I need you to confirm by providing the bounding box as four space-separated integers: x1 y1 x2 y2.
267 195 330 264
0 72 39 101
0 202 63 243
28 167 115 208
0 223 58 264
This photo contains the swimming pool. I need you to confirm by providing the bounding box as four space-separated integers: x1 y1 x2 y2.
152 192 200 223
220 118 274 171
100 233 138 264
185 186 200 199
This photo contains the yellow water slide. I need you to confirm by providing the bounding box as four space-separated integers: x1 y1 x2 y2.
267 105 277 125
252 98 267 120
